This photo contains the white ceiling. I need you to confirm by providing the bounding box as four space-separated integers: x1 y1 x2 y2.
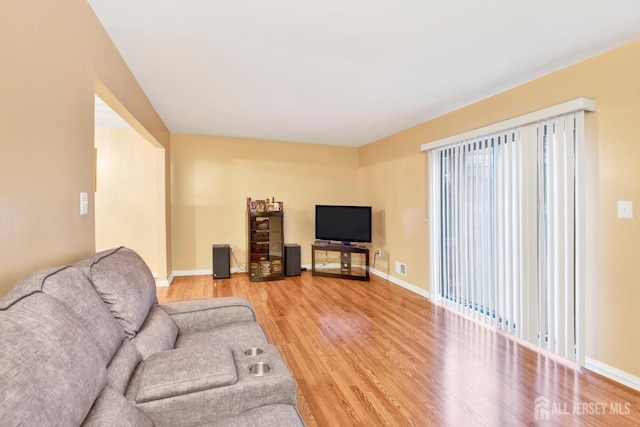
95 95 132 129
87 1 640 147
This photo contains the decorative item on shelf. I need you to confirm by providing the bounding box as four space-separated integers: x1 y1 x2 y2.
272 259 283 274
259 258 272 277
246 197 284 213
266 197 275 212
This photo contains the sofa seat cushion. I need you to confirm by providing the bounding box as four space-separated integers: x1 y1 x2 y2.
75 247 157 338
82 387 153 427
200 404 305 427
132 344 237 403
174 320 268 350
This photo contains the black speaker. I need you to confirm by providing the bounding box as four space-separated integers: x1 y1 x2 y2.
212 244 230 279
285 244 301 276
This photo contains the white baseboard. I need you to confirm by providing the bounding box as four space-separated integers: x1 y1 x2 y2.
155 271 174 287
169 268 247 278
585 357 640 392
370 267 431 300
173 269 211 276
305 263 431 300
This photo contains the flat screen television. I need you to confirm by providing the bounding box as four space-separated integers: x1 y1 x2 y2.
315 205 372 244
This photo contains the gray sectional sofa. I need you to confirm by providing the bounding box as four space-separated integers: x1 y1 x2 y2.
0 247 305 426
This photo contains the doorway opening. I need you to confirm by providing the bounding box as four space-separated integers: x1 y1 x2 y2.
94 94 168 284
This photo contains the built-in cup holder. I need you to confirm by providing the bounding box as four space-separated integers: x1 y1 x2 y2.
249 362 271 376
244 347 264 356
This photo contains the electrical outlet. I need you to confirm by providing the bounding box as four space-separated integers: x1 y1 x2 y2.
375 248 382 255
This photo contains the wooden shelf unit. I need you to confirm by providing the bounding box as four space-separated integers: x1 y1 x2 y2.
248 211 284 281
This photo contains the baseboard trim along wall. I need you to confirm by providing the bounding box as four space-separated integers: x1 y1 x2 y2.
585 357 640 392
167 268 431 297
169 268 247 280
173 269 211 277
369 267 431 300
155 271 171 287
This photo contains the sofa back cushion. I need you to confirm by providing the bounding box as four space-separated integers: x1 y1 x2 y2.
0 292 107 426
75 247 157 338
107 339 142 394
6 266 126 364
131 305 179 360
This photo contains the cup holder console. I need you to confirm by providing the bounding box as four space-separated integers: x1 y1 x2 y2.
241 347 275 377
243 347 264 356
249 362 271 376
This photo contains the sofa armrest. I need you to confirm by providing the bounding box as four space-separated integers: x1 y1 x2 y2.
127 344 297 426
159 297 257 334
134 344 237 403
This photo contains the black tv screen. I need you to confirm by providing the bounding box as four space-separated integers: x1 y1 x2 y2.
315 205 372 244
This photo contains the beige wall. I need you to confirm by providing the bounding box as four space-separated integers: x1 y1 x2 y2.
360 39 640 377
0 0 169 296
358 146 429 289
171 134 361 271
95 128 164 279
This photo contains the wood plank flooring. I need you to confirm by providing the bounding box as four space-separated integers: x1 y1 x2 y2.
157 272 640 426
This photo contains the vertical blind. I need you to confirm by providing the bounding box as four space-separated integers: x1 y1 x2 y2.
424 100 593 363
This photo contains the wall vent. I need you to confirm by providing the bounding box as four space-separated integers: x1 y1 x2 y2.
395 261 407 276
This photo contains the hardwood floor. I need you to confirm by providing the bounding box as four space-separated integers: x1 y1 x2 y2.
157 272 640 426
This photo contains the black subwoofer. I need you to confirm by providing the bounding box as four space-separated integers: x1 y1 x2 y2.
285 244 301 277
212 244 231 279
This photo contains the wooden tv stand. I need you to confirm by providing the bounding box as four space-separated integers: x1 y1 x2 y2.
311 243 370 281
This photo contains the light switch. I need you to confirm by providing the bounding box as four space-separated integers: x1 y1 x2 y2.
80 192 89 216
617 200 633 219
